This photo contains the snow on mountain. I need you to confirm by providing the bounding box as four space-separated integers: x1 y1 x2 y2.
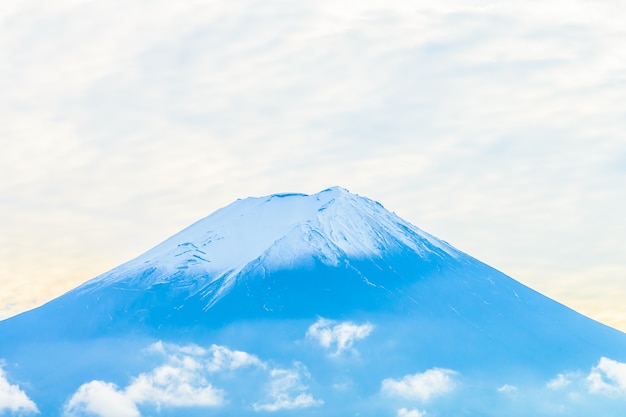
77 186 460 306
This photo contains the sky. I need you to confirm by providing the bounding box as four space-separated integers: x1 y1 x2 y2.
0 0 625 331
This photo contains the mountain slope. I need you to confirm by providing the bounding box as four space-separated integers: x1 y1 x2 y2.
1 187 626 417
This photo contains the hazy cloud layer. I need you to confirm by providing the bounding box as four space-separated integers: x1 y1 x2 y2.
306 318 373 355
0 366 38 415
1 0 625 332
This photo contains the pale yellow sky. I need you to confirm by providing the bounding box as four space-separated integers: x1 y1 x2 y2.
1 0 625 332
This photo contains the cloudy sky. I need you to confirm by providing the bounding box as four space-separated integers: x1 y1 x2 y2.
1 0 625 331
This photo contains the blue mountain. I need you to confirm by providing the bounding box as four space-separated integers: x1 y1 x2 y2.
1 187 625 417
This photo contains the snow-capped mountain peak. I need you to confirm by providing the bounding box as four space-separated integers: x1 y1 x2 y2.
81 187 459 294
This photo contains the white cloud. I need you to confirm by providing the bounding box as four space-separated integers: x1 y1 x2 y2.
397 407 426 417
0 366 38 414
147 342 265 373
381 368 457 401
542 357 626 403
587 357 626 396
253 363 323 412
306 318 373 355
65 342 324 415
124 363 224 409
497 384 517 393
547 373 572 390
65 381 139 417
205 344 265 372
64 342 266 416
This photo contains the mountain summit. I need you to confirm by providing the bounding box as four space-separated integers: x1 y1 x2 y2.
78 186 460 314
1 187 626 417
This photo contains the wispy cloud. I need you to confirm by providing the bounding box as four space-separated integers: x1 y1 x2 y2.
381 368 457 401
0 366 38 415
497 384 517 393
306 318 373 355
148 341 265 373
547 373 573 390
543 357 626 398
253 363 323 412
397 407 426 417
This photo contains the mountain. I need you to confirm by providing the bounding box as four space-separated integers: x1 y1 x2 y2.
1 187 626 417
